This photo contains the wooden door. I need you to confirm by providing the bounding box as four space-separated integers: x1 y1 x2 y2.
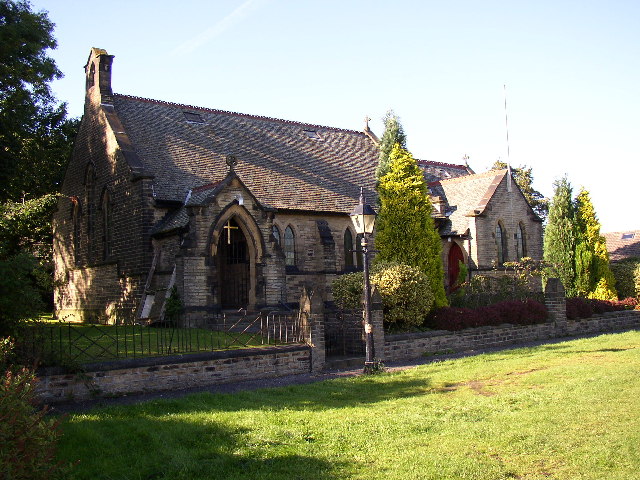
218 219 249 308
448 242 465 291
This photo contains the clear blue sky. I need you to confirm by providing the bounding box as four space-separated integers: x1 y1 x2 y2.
33 0 639 232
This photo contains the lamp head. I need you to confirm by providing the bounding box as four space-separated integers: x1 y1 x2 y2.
350 188 376 235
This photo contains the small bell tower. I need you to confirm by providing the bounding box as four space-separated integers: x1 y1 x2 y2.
84 47 115 105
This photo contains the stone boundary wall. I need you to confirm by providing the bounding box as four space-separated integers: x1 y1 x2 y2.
36 345 310 404
384 310 640 363
35 307 640 404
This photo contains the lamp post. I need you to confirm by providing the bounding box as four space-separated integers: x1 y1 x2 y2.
349 187 377 373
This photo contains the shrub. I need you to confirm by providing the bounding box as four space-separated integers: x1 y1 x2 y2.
332 262 434 327
618 297 640 310
0 338 65 479
371 263 434 326
0 254 46 336
610 259 640 300
566 297 635 319
331 272 365 310
566 297 593 320
427 307 471 331
427 299 548 331
450 258 545 309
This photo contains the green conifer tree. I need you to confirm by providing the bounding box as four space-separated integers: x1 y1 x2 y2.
376 110 407 182
375 144 448 309
543 177 578 296
574 189 617 300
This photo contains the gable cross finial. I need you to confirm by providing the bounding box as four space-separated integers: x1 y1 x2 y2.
226 154 238 172
364 116 371 130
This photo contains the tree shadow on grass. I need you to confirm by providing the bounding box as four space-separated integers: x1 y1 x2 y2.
59 414 348 480
59 374 437 479
134 374 434 415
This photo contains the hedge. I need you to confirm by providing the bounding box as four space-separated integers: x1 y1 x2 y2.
426 299 548 331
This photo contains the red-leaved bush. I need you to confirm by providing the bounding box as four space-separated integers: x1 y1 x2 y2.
426 299 548 331
566 297 637 320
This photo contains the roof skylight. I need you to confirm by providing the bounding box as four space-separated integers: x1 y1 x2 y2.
183 112 204 123
303 129 322 140
622 233 636 239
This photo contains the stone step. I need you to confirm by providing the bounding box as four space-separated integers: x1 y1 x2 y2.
324 356 365 371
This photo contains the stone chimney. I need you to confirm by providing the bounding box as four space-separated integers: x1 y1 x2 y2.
84 47 115 105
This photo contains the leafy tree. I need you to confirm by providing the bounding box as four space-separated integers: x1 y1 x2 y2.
375 144 447 309
492 161 549 221
0 194 58 259
543 176 577 296
376 110 407 182
0 0 78 201
0 0 78 328
0 195 58 334
574 188 617 300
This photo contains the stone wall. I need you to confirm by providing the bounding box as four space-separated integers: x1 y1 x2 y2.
53 51 155 323
383 310 640 363
472 175 544 270
36 306 639 404
37 345 311 404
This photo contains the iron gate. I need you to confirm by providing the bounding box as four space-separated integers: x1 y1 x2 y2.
324 309 365 357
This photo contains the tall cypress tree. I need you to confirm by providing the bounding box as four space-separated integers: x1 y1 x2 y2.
376 110 407 182
575 189 617 300
375 144 447 309
543 177 577 296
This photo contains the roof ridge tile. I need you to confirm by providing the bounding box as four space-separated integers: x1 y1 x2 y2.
114 93 367 136
417 159 468 170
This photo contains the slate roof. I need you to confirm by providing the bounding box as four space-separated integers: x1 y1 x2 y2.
603 230 640 262
417 160 474 182
112 94 379 214
428 169 509 236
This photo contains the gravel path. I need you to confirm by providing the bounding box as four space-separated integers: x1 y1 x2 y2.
47 331 611 415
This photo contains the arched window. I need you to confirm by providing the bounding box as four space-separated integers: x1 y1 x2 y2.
344 229 354 269
516 223 527 260
85 165 96 262
101 190 112 260
284 226 295 266
272 225 281 246
72 199 81 265
495 222 507 265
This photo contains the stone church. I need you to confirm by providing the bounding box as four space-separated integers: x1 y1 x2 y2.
53 48 543 323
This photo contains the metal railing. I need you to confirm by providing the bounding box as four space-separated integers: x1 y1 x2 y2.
324 309 365 358
15 310 308 368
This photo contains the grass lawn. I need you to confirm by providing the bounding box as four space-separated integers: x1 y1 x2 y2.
56 330 640 479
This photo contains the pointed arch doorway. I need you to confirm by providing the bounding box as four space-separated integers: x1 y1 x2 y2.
218 218 249 308
447 242 465 292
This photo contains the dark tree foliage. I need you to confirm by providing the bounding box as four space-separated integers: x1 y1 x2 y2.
0 1 78 327
543 177 577 296
0 0 78 201
492 161 549 221
376 110 407 182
